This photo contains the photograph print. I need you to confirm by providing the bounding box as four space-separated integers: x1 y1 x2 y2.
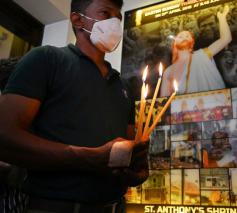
171 122 202 141
135 96 170 134
202 138 237 168
141 170 170 204
183 169 200 205
202 119 237 139
171 140 202 169
170 89 232 124
200 168 230 206
149 125 170 169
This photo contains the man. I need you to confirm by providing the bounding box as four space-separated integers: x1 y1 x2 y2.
160 5 231 96
220 46 237 87
195 12 219 49
170 17 181 35
0 0 149 212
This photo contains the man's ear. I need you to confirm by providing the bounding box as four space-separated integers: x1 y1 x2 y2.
70 12 84 30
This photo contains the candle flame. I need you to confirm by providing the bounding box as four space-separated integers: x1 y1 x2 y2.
142 66 148 82
159 63 163 77
144 84 148 98
173 80 178 92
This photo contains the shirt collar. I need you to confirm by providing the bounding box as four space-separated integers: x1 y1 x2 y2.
68 44 120 81
68 44 85 57
105 62 120 81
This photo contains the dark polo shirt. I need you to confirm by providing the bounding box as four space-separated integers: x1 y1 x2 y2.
3 44 134 203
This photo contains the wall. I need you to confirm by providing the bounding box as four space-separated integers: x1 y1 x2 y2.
42 20 71 47
13 0 69 25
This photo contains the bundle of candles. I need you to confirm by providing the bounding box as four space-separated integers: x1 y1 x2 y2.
135 63 178 142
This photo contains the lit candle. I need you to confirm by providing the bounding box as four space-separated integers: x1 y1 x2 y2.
143 63 163 139
135 66 148 142
135 84 148 142
141 65 148 100
136 66 148 126
145 80 178 137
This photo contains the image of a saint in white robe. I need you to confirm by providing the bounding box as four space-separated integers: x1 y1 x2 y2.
160 5 232 97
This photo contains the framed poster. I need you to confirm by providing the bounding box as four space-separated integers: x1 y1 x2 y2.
122 0 237 212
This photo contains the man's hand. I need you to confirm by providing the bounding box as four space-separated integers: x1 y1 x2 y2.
217 5 229 20
112 140 149 187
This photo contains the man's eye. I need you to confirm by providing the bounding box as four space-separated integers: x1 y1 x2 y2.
100 11 109 17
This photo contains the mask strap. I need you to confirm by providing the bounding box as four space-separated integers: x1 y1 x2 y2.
82 28 92 34
74 12 99 34
76 12 99 22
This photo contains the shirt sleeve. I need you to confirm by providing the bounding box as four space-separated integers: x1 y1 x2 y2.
3 46 51 102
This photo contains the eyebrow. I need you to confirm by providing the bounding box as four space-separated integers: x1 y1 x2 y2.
98 6 123 20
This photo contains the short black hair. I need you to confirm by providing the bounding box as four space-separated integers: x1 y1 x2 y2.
71 0 124 13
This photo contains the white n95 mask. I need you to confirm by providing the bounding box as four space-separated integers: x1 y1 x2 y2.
80 14 122 53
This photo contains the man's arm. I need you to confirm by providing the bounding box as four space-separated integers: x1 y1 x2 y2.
208 5 232 57
0 94 120 172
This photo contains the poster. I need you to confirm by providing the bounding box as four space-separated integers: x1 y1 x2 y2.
122 0 237 212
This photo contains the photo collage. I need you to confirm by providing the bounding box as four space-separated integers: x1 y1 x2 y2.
126 88 237 206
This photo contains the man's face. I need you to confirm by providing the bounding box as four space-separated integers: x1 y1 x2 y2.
199 15 217 39
232 7 237 16
170 19 179 31
223 50 234 64
184 16 198 31
83 0 122 32
175 31 194 51
222 49 237 86
129 27 142 41
175 31 192 44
